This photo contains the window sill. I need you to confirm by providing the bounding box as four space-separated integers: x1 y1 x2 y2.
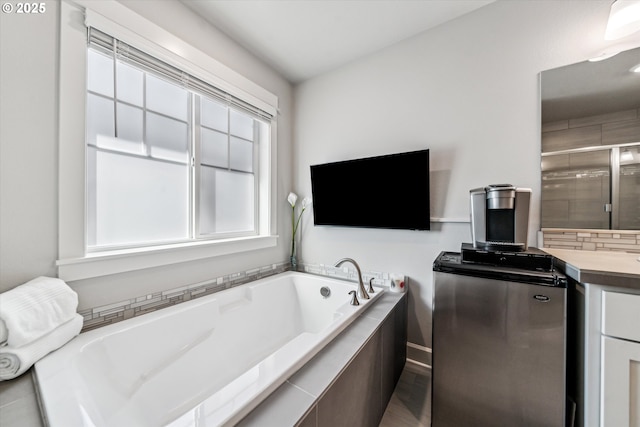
57 235 278 281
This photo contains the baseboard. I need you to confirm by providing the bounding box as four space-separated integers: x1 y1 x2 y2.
407 342 431 367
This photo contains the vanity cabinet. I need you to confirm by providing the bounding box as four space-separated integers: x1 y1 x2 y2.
601 291 640 427
542 248 640 427
577 284 640 427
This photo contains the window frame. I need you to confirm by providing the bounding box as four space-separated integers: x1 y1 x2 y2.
58 0 278 281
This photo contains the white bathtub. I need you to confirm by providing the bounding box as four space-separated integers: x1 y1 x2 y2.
35 272 383 426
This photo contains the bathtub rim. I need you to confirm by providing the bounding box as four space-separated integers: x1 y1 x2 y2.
33 271 385 427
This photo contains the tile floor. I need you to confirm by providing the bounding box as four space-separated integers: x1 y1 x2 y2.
379 361 431 427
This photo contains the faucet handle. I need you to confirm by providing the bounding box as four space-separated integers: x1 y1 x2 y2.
348 290 360 306
368 278 375 294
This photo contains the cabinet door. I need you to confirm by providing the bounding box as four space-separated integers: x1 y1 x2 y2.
601 336 640 427
602 291 640 342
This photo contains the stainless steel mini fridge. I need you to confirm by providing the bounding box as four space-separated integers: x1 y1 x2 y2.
432 250 568 427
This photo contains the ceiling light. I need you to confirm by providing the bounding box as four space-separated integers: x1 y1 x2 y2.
605 0 640 40
621 149 634 161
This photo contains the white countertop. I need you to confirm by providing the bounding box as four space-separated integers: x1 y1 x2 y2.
543 248 640 289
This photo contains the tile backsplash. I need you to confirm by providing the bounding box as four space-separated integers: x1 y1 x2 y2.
79 262 289 332
299 261 399 288
542 228 640 254
78 260 405 333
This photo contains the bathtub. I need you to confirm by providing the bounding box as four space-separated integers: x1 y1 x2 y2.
34 271 384 426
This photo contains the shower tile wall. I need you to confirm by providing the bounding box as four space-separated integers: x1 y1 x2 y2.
541 108 640 230
542 109 640 152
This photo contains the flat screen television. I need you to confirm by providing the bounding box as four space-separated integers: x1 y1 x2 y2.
310 149 430 230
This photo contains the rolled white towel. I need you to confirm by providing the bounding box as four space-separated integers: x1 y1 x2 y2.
0 314 83 380
0 276 78 348
0 319 7 346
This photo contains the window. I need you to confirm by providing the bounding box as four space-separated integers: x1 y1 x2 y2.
57 1 278 281
86 29 270 251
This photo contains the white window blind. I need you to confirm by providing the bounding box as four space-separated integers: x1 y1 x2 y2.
88 28 274 122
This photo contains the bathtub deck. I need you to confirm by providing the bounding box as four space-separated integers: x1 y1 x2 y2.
0 359 430 427
237 289 407 426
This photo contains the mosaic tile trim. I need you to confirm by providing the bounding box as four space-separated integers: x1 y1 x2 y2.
79 261 290 332
542 229 640 254
297 261 404 289
78 260 406 333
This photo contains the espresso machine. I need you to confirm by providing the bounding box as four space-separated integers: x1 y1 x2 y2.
432 184 571 427
469 184 531 251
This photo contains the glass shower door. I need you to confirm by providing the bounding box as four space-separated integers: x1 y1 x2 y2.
541 150 611 229
617 145 640 230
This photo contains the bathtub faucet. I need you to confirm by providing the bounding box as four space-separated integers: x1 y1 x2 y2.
334 258 370 300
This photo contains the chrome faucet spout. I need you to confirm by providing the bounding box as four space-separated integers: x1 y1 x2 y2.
334 257 370 300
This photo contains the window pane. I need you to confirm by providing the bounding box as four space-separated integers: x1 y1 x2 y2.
87 49 114 97
90 150 189 247
200 168 254 234
201 128 228 168
146 74 188 121
116 61 143 107
87 94 115 147
201 97 228 132
230 137 253 172
199 166 217 235
86 147 98 247
146 112 189 163
230 109 253 141
114 103 144 154
86 43 271 249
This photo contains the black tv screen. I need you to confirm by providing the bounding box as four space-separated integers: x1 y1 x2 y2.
310 149 430 230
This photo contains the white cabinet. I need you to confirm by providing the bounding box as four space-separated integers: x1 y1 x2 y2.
601 337 640 427
601 291 640 427
602 292 640 342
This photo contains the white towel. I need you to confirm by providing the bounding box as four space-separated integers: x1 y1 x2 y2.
0 276 78 348
0 320 7 346
0 314 83 380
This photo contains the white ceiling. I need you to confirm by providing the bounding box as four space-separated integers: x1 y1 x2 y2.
181 0 495 83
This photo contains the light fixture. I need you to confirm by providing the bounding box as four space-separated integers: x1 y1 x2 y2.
621 148 634 161
605 0 640 40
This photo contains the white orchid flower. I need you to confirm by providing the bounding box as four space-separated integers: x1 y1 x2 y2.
301 197 312 209
287 192 298 207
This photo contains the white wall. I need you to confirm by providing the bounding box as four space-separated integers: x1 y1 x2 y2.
0 0 294 311
294 0 638 348
1 1 59 288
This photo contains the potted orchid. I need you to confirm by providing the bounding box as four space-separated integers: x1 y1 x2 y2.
287 192 311 270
